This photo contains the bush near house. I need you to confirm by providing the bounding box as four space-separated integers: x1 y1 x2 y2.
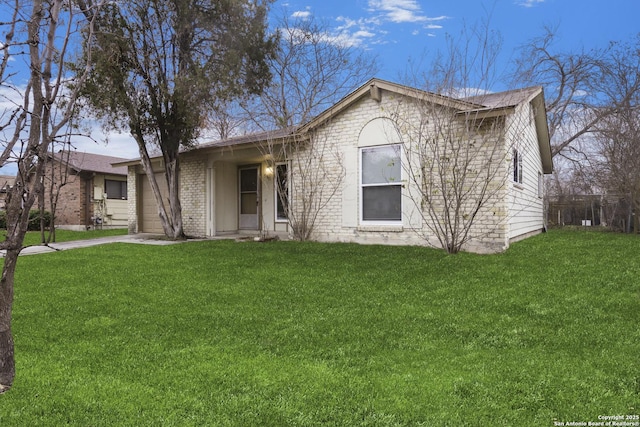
0 210 51 231
0 230 638 426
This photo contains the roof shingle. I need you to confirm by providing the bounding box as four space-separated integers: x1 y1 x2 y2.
52 151 129 175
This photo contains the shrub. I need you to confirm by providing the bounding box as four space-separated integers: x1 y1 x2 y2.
0 210 51 230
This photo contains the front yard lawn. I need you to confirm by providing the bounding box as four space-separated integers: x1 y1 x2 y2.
1 230 638 426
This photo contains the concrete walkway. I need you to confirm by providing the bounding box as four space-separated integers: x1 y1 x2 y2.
1 234 191 257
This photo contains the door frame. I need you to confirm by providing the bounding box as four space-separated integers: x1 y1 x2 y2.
238 164 261 230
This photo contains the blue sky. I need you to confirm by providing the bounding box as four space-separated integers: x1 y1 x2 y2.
275 0 639 82
1 0 638 171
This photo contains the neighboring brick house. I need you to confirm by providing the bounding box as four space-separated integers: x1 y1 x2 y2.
120 78 553 253
0 175 14 210
43 151 130 230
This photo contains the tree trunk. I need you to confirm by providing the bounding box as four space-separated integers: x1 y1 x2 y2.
165 156 184 239
135 137 184 240
633 191 640 234
0 248 19 393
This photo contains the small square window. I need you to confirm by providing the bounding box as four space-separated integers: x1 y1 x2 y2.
105 179 127 200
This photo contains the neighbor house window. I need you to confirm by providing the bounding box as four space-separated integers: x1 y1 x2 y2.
361 145 402 223
275 163 289 222
513 149 523 184
105 179 127 200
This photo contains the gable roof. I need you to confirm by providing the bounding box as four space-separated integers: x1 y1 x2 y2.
300 78 552 173
113 78 552 174
464 86 541 109
51 151 129 175
464 86 552 173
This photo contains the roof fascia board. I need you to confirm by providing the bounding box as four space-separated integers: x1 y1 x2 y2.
531 91 553 173
456 106 516 120
112 159 142 168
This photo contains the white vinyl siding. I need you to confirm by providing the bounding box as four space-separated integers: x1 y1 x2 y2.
508 103 546 239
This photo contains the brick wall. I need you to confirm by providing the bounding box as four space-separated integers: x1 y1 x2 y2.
42 161 87 227
290 89 512 253
127 167 138 234
180 158 206 237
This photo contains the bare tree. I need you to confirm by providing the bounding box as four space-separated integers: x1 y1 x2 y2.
599 132 640 231
390 22 546 253
515 30 640 159
517 32 640 231
247 10 378 131
596 37 640 233
264 127 345 241
208 100 250 140
0 0 104 393
515 30 600 159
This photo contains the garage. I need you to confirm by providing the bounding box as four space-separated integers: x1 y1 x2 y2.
138 173 170 234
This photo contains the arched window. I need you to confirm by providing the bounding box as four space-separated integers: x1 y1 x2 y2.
358 118 402 224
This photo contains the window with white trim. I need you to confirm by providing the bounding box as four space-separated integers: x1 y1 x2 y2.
275 163 289 222
360 145 402 223
513 148 523 184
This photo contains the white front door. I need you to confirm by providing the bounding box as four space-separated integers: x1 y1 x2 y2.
239 166 260 230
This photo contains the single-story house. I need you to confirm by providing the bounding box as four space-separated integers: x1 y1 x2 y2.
119 78 553 253
43 151 130 230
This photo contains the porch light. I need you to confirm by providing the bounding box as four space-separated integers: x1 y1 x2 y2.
264 166 274 177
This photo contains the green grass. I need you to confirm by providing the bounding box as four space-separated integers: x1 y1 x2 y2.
3 228 128 247
1 230 639 426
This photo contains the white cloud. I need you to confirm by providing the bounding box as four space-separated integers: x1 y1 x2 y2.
333 16 381 47
361 0 448 43
353 30 376 39
281 25 372 49
517 0 545 7
291 9 311 20
368 0 428 23
283 1 449 52
336 16 358 29
324 29 376 48
366 0 448 25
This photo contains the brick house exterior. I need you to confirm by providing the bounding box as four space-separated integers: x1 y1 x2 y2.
122 79 553 253
42 151 130 230
0 175 14 210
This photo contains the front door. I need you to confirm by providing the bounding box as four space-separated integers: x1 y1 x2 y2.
239 166 260 230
